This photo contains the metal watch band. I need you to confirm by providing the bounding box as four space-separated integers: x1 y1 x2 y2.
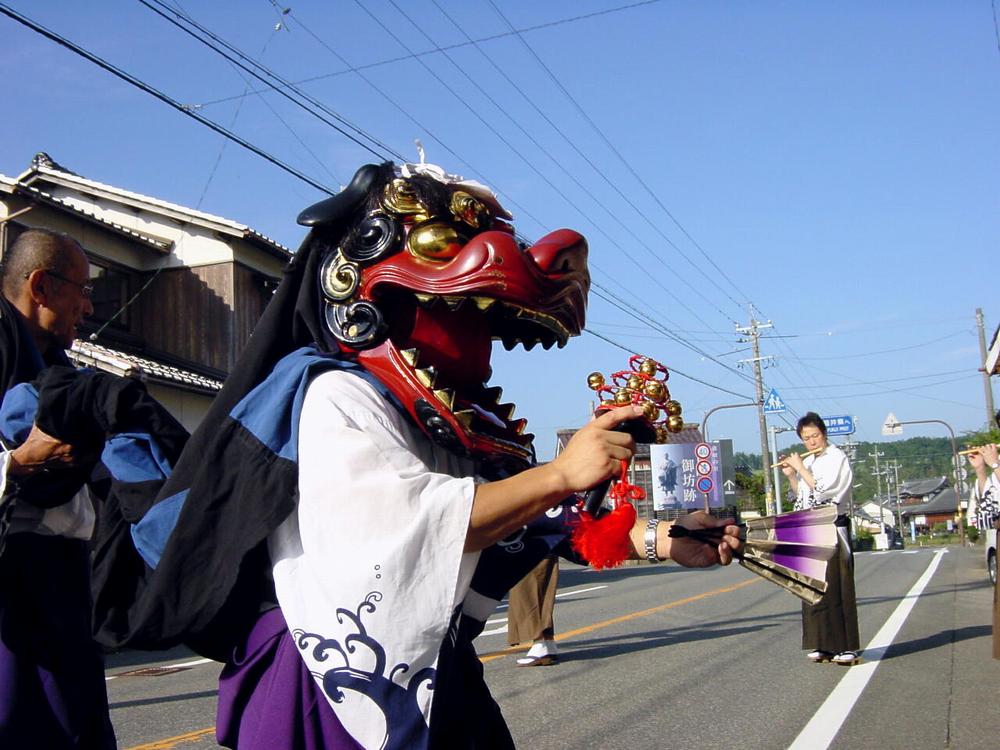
644 518 660 563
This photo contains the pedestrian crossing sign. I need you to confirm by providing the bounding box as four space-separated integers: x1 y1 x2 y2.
763 388 786 414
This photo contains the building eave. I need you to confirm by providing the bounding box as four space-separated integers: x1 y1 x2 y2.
15 154 291 260
5 182 173 253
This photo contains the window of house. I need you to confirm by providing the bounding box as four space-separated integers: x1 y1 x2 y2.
88 262 130 327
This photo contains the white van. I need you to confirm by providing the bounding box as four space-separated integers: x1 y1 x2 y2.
987 528 997 586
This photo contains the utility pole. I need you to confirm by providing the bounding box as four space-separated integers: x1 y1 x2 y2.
890 460 904 534
977 308 995 426
770 425 792 514
736 306 775 514
869 448 885 531
843 437 858 531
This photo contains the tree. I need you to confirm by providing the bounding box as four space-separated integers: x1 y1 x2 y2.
735 470 766 515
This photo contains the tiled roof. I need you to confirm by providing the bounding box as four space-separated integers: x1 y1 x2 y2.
68 340 223 393
18 153 290 257
899 476 948 498
6 182 172 252
899 486 959 517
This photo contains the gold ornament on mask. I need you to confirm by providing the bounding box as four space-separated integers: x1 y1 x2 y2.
407 222 466 261
319 249 360 301
383 178 426 216
450 190 490 229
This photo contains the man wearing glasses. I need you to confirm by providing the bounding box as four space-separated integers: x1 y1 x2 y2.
0 228 115 748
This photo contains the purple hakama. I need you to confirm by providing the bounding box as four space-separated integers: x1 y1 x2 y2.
217 607 363 750
0 534 117 749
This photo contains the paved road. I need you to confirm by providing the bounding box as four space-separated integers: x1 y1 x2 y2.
107 545 1000 749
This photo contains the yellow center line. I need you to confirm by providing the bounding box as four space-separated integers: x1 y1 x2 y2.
478 576 760 663
125 576 760 748
125 727 216 750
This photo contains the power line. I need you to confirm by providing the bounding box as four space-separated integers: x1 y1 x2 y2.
589 282 759 393
191 0 669 108
791 330 971 360
0 2 338 195
486 0 750 318
778 369 970 390
424 0 738 328
583 328 753 399
266 5 555 236
138 0 402 161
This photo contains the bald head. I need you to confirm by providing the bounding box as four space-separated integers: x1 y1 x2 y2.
2 229 93 353
2 229 83 300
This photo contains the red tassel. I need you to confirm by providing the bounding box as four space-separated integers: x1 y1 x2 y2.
571 458 645 569
571 501 637 569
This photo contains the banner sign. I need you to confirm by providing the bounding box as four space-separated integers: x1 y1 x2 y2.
650 441 724 510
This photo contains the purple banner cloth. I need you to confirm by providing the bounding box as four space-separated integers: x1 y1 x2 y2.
217 607 363 750
0 534 117 749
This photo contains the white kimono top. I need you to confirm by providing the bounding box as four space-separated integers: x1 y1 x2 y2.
269 369 480 748
792 444 853 512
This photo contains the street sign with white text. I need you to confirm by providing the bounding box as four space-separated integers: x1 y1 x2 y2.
822 414 855 436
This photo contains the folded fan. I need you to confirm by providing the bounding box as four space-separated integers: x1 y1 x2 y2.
668 504 839 604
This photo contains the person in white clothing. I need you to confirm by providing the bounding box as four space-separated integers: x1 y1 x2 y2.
968 443 1000 532
780 411 860 666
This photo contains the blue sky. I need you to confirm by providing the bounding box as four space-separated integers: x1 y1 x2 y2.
2 1 998 463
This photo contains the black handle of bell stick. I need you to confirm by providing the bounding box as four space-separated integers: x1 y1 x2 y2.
582 477 614 516
580 411 657 516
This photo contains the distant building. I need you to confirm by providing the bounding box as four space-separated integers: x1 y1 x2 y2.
898 476 961 533
0 152 290 431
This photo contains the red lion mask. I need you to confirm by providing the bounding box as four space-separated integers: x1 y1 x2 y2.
298 163 590 474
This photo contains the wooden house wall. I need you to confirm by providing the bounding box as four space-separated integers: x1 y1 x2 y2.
135 264 235 372
233 263 270 360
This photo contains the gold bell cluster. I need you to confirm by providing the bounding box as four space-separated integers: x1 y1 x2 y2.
586 355 684 443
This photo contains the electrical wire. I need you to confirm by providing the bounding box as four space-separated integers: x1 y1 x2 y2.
485 0 750 318
138 0 402 161
0 3 338 195
583 328 754 400
193 0 670 108
409 0 737 329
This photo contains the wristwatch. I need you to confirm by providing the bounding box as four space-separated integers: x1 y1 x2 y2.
644 519 661 563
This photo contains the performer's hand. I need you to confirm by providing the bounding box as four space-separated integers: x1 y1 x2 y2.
784 452 806 473
549 405 643 494
969 450 987 475
664 512 742 567
7 424 81 477
980 443 999 470
779 457 796 479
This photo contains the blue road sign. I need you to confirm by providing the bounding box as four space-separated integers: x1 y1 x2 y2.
822 414 855 436
763 388 786 414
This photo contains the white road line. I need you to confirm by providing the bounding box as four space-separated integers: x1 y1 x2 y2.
479 585 610 636
787 548 946 750
106 657 214 681
555 585 608 599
